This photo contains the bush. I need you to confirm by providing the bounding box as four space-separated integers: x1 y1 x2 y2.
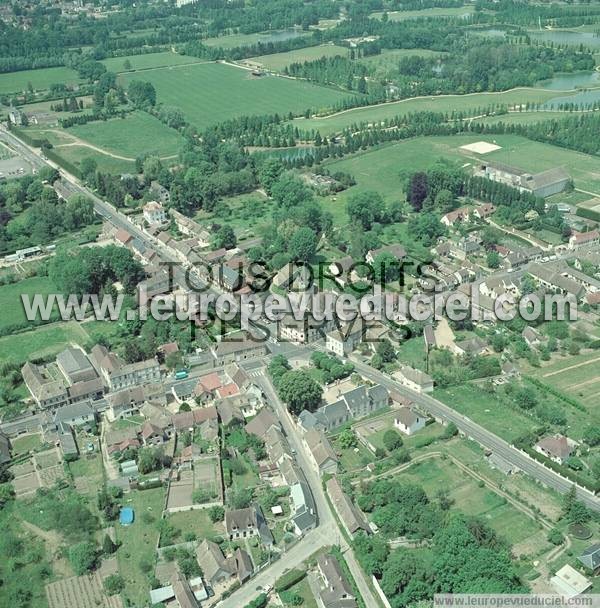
104 574 125 595
275 569 306 592
547 528 564 546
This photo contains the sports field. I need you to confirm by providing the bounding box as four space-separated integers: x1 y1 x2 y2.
118 62 354 130
293 88 573 136
66 111 184 158
325 133 600 200
101 51 205 73
249 44 348 72
0 66 80 95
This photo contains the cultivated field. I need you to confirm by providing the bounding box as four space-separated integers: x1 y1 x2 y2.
248 44 348 72
294 88 572 136
118 62 354 130
0 66 80 95
46 572 123 608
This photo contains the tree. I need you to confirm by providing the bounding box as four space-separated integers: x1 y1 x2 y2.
347 190 386 231
77 60 106 82
123 59 132 71
376 339 396 364
258 158 284 195
338 429 357 449
0 482 14 508
288 227 317 262
104 574 125 595
102 533 117 555
383 429 403 452
271 173 312 208
208 505 224 522
408 172 428 211
212 225 237 249
230 488 253 509
547 528 564 546
127 80 156 108
277 370 322 415
69 541 97 575
137 447 164 475
486 251 501 269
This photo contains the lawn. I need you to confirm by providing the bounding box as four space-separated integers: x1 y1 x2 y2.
279 579 318 608
394 457 550 552
11 432 44 455
101 51 205 73
0 275 56 331
0 66 80 95
0 320 89 362
249 44 349 72
118 62 355 130
165 509 224 542
434 383 538 443
51 144 136 174
294 88 572 136
66 110 184 158
116 487 165 607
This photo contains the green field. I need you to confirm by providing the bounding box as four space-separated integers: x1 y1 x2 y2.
118 62 354 130
324 133 600 203
0 321 89 362
0 66 80 95
52 144 137 174
371 5 476 20
474 110 587 126
0 276 56 331
102 51 205 73
249 44 349 72
66 111 184 158
294 88 572 136
395 457 549 552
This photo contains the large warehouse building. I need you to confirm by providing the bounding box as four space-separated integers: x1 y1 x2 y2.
480 161 570 198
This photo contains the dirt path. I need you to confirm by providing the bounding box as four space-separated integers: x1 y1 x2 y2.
542 355 600 378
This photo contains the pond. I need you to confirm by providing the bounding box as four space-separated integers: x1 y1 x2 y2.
528 29 600 48
542 88 600 109
537 71 600 90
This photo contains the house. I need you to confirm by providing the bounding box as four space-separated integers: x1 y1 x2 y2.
91 345 161 391
535 435 573 465
140 421 165 446
393 366 434 394
137 268 171 307
106 385 149 421
481 161 570 198
473 203 496 220
212 338 266 366
8 107 23 125
522 326 543 348
143 201 167 225
245 408 279 440
304 429 338 476
150 181 171 205
105 426 140 456
316 554 358 608
289 480 317 535
366 244 407 264
328 256 355 288
195 540 236 588
502 361 520 378
423 325 436 351
453 336 489 357
53 401 96 428
551 564 592 599
441 207 470 227
394 407 427 436
326 324 363 357
279 314 334 345
569 229 600 250
326 477 370 537
578 543 600 573
225 505 272 545
272 263 312 292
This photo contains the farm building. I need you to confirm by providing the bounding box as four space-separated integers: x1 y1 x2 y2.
480 161 570 198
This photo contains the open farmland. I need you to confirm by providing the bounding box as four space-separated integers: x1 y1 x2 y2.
248 44 349 72
0 66 80 95
294 88 573 136
118 62 354 130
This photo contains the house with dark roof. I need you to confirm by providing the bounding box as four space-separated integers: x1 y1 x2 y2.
245 408 279 440
394 407 427 436
316 553 358 608
303 429 338 476
366 244 407 264
225 505 273 546
578 544 600 572
290 480 317 535
326 477 370 538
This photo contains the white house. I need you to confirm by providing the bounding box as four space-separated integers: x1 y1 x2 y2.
394 407 427 436
143 201 167 225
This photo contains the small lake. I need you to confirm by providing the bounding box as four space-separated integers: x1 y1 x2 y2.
528 29 600 48
537 71 600 90
543 88 600 109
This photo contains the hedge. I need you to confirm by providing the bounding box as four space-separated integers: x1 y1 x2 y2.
42 147 83 180
274 569 306 592
244 593 268 608
525 376 586 413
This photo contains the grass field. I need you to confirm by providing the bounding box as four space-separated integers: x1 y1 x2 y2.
395 457 549 553
294 88 572 136
0 276 56 331
324 133 600 204
0 320 89 362
52 144 137 174
66 111 184 158
118 62 354 130
101 51 205 73
532 352 600 411
116 487 165 607
371 6 476 20
0 66 80 95
165 509 224 541
249 44 348 71
474 110 587 126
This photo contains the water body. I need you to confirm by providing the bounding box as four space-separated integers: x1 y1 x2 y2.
543 88 600 109
537 71 600 90
528 29 600 48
